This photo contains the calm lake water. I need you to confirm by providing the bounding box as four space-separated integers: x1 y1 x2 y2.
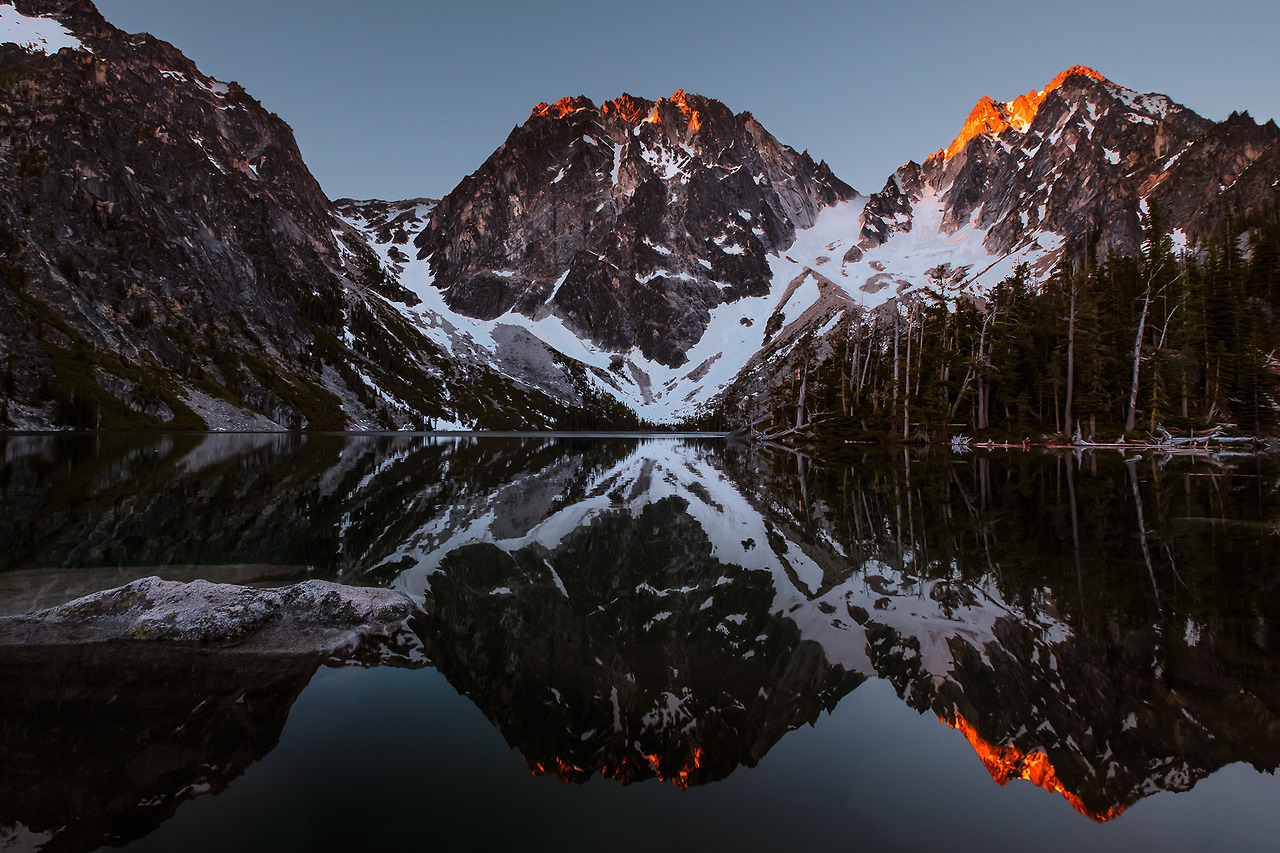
2 433 1280 852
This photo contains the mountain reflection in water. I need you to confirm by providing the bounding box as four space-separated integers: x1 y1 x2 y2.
2 434 1279 850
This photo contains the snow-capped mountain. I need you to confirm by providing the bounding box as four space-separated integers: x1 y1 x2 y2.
342 67 1277 426
859 65 1278 268
420 92 853 366
3 1 1278 429
336 92 858 423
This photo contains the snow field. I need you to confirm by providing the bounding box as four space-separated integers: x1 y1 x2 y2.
0 6 86 54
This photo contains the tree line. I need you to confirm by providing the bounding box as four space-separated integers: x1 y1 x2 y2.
742 199 1280 442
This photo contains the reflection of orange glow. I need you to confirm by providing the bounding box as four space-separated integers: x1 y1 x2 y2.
937 65 1107 159
529 757 586 780
529 746 706 790
942 715 1126 823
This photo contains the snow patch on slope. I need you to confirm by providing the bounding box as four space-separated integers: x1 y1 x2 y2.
346 188 1061 424
843 190 1061 313
0 6 87 54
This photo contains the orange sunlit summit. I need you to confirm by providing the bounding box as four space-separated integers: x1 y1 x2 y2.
529 95 593 120
669 89 703 133
533 91 705 133
937 65 1108 160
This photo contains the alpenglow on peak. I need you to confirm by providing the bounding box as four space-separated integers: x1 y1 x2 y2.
938 65 1109 159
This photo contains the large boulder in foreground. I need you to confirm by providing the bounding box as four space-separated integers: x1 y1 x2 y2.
0 577 426 659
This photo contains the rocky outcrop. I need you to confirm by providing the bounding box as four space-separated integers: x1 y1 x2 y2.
417 90 855 367
1145 109 1280 242
858 163 923 250
333 197 437 284
0 576 426 657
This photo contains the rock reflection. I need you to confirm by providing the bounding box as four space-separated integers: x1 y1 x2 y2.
725 446 1280 818
0 645 326 852
423 495 862 788
0 433 639 608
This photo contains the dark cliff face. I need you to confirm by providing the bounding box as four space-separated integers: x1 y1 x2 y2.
0 0 357 428
417 91 855 367
1144 109 1280 242
859 68 1278 262
0 0 604 431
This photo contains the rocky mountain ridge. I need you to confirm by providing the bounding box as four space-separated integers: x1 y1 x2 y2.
2 1 1278 429
349 66 1277 426
860 64 1278 265
417 90 854 369
0 0 632 431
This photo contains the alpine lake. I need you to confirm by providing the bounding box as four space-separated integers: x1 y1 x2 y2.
3 432 1280 853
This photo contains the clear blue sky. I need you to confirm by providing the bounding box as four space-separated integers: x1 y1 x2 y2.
95 0 1280 202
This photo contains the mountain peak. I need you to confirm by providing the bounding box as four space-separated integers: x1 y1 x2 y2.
666 89 703 131
529 95 595 120
938 65 1109 160
530 90 706 132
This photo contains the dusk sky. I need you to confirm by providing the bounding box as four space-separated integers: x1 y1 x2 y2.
95 0 1280 203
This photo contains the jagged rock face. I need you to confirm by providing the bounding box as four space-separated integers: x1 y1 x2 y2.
860 67 1278 261
1144 109 1280 241
857 162 923 252
0 0 363 428
0 1 627 431
417 91 854 367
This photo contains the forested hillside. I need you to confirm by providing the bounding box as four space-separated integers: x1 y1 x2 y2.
729 201 1280 442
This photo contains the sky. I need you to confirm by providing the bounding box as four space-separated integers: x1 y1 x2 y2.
93 0 1280 203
